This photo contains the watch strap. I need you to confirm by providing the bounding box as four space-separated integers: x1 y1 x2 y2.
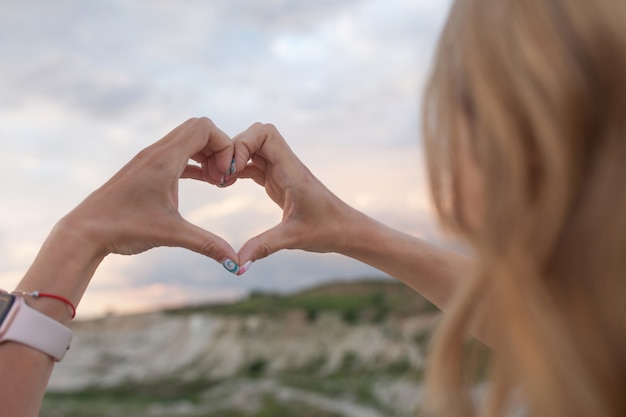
3 297 73 362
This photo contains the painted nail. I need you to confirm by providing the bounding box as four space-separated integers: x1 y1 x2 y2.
225 158 236 176
222 259 240 275
237 260 253 276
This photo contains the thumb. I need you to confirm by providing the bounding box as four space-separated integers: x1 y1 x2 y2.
172 218 239 268
236 223 293 276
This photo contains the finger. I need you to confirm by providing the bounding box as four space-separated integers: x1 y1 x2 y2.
166 118 235 180
250 154 267 171
218 153 265 189
181 164 204 181
171 217 239 265
237 223 295 274
183 118 233 163
232 122 295 169
181 162 228 186
204 154 236 185
237 164 265 186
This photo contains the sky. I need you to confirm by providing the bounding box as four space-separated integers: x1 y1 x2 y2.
0 0 454 318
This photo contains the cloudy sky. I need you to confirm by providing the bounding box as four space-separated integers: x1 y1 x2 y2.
0 0 454 318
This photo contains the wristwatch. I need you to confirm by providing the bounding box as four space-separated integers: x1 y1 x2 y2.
0 291 73 362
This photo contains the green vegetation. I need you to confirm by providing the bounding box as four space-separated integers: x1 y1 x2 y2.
42 371 417 417
41 279 436 417
165 279 438 324
42 363 427 417
278 367 424 417
413 329 432 354
43 388 345 417
202 394 346 417
245 357 269 377
44 377 219 406
297 354 328 374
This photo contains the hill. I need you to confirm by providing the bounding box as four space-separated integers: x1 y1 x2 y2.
164 278 439 323
42 278 442 417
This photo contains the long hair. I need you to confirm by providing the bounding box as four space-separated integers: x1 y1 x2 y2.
422 0 626 416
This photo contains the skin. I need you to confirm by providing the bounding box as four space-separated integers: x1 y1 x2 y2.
0 118 239 416
231 122 471 309
0 119 469 417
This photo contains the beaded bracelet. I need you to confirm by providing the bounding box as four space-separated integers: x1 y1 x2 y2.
12 290 76 319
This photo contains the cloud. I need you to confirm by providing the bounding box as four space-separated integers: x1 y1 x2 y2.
0 0 455 317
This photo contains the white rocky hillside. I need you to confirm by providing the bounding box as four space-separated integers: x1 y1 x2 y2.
48 280 441 394
49 307 440 392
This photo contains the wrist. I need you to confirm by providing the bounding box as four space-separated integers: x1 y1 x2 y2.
57 208 112 259
16 214 108 324
0 291 73 361
325 199 374 255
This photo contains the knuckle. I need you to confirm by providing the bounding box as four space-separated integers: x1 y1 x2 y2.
262 122 276 131
250 121 265 131
197 239 219 258
262 123 279 136
196 116 216 129
183 116 200 127
249 122 278 136
138 143 169 170
255 237 273 260
134 145 160 166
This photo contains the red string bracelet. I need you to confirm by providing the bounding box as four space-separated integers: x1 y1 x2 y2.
13 290 77 319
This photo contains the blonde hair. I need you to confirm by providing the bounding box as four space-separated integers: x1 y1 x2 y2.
423 0 626 416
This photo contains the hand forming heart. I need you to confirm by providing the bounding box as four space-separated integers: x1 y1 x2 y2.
218 122 353 275
66 118 351 280
176 119 353 276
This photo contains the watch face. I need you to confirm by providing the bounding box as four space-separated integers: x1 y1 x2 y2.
0 293 16 322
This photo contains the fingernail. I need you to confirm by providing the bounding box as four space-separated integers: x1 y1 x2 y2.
222 259 240 275
237 260 253 276
218 175 227 187
225 158 236 176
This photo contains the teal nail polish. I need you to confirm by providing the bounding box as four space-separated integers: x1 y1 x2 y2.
224 158 236 176
222 259 239 274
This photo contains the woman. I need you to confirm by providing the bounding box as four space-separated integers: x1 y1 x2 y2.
1 1 624 417
229 0 626 416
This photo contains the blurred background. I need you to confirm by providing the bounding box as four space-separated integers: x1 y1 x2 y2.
1 0 460 415
0 0 453 318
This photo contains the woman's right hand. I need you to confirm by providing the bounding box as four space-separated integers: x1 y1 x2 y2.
229 123 358 271
61 117 238 261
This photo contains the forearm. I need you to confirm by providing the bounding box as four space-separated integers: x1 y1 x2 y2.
16 214 106 322
0 118 239 417
0 216 106 417
334 206 472 310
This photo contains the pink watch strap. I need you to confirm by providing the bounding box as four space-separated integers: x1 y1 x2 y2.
3 297 73 362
